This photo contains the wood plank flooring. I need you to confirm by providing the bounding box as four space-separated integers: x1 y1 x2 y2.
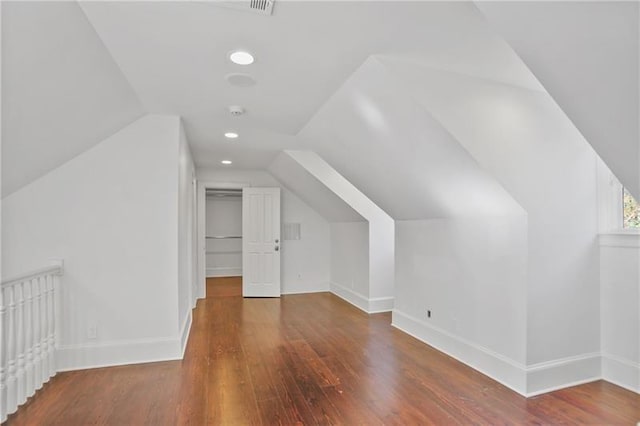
5 277 640 425
207 276 243 298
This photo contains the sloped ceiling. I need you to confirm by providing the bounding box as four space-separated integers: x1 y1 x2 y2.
379 56 600 214
299 57 524 220
268 152 364 223
475 1 640 199
6 0 635 218
1 1 144 197
78 1 541 171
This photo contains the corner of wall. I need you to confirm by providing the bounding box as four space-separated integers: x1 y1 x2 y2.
330 281 394 314
180 309 193 357
525 354 601 396
601 354 640 394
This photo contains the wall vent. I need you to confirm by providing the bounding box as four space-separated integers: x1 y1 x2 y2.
212 0 275 16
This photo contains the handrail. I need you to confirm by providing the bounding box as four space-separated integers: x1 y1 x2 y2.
206 236 242 239
1 265 64 288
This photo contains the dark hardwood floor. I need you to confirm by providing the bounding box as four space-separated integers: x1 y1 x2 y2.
5 277 640 425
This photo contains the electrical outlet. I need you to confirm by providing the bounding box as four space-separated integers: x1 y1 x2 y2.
87 323 97 339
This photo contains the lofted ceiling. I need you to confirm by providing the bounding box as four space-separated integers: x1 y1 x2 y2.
78 0 541 171
1 1 144 197
3 0 637 215
299 56 525 220
379 55 602 214
476 1 640 199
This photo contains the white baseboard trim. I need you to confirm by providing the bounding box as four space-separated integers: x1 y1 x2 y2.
329 282 393 314
206 267 242 277
391 309 616 397
602 353 640 394
391 309 527 395
526 353 601 396
330 282 370 313
369 296 395 313
281 289 327 295
56 313 196 373
281 283 330 295
180 310 193 357
57 336 183 372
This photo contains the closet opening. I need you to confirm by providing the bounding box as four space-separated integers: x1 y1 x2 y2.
205 188 243 297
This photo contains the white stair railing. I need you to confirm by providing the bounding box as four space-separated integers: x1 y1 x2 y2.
1 263 63 423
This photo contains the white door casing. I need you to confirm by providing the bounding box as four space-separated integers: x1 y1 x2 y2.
242 187 281 297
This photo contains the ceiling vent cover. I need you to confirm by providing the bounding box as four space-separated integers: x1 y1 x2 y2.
250 0 274 14
213 0 275 16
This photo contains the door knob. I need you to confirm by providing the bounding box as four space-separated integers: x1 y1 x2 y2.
275 239 279 243
275 246 279 251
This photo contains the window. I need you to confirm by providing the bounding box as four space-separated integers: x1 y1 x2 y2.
623 188 640 228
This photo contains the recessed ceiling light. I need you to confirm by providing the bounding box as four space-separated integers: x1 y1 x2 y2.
224 132 239 139
229 50 254 65
221 160 232 165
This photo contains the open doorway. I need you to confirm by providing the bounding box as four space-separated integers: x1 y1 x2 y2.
197 183 282 299
204 188 243 297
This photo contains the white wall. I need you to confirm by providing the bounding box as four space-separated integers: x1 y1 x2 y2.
205 196 242 277
393 216 528 392
177 121 196 350
196 168 330 295
283 150 395 311
280 190 331 294
383 60 601 393
329 222 369 310
297 53 603 395
2 115 188 370
600 234 640 393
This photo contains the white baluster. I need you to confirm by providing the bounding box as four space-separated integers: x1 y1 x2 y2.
24 279 34 398
53 273 61 376
39 276 49 385
32 278 42 390
47 274 56 378
5 285 17 415
1 264 64 417
14 281 27 405
41 277 48 381
0 287 7 422
15 282 26 406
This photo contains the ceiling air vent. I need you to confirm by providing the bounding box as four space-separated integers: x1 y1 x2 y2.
249 0 274 14
213 0 275 16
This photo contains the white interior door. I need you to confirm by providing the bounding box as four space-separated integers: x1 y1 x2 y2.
242 187 281 297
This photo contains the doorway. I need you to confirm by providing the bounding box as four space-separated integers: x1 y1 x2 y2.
197 183 282 299
204 188 243 297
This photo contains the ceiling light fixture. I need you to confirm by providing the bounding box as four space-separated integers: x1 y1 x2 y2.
229 50 254 65
221 160 232 165
224 132 239 139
